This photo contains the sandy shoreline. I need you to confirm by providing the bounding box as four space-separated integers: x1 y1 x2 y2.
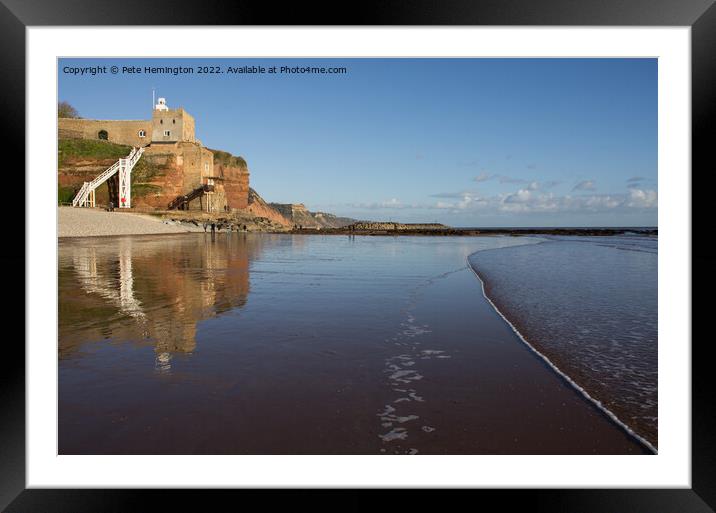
59 207 657 239
58 235 649 454
468 258 656 453
58 207 204 238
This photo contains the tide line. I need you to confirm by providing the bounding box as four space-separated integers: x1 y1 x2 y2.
465 252 658 455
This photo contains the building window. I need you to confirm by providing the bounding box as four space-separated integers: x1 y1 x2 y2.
204 163 209 172
138 130 146 138
98 130 108 140
160 119 163 124
172 119 176 124
164 130 171 137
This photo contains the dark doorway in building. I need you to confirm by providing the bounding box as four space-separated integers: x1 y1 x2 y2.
98 130 108 140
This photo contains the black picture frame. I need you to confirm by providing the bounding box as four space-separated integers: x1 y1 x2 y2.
3 0 713 510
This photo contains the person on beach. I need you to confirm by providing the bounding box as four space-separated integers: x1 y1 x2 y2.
211 223 216 233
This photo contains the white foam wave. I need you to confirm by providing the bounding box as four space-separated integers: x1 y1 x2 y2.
466 251 658 455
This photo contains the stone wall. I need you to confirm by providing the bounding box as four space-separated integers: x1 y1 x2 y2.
196 188 228 213
182 111 196 143
145 142 214 195
59 118 151 147
151 108 195 143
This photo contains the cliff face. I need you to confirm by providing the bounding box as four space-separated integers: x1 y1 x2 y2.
247 188 292 226
270 203 355 229
216 165 250 210
210 149 250 210
130 153 186 209
57 139 251 211
269 203 318 228
311 211 357 229
57 139 350 227
57 139 180 207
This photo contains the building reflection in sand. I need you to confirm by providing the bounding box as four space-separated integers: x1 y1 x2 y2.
58 233 269 373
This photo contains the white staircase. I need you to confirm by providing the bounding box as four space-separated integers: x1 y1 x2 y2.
72 146 145 209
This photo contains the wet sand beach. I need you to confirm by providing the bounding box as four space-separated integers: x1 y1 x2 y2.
58 234 651 454
469 236 658 449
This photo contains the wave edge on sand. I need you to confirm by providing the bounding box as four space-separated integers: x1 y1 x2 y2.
465 249 658 455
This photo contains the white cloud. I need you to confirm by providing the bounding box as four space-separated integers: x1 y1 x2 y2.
431 187 657 216
504 188 533 204
625 188 658 208
573 180 597 191
434 191 481 210
335 187 657 218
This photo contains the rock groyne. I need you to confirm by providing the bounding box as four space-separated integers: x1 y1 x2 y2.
348 222 447 231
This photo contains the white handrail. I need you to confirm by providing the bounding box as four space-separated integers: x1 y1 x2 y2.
71 147 144 208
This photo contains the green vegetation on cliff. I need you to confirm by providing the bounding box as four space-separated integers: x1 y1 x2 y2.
209 149 248 169
58 185 76 204
58 138 167 204
132 158 165 182
132 183 163 197
58 138 132 166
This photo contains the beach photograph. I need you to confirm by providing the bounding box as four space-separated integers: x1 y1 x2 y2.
57 57 658 455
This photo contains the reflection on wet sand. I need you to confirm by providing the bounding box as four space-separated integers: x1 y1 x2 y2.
59 234 265 370
59 234 650 455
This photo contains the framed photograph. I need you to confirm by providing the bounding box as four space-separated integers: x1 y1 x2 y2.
5 0 714 510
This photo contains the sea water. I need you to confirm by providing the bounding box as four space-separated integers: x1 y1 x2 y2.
469 234 658 445
58 233 654 454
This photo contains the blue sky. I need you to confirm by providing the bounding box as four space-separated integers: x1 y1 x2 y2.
59 58 657 227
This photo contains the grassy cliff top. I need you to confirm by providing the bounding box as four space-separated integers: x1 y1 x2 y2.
59 139 248 171
209 149 248 169
58 139 132 166
57 138 166 203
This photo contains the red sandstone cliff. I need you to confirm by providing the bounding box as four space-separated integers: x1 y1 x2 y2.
246 188 292 227
131 154 185 209
58 140 347 227
209 149 250 210
269 202 356 228
215 165 250 210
